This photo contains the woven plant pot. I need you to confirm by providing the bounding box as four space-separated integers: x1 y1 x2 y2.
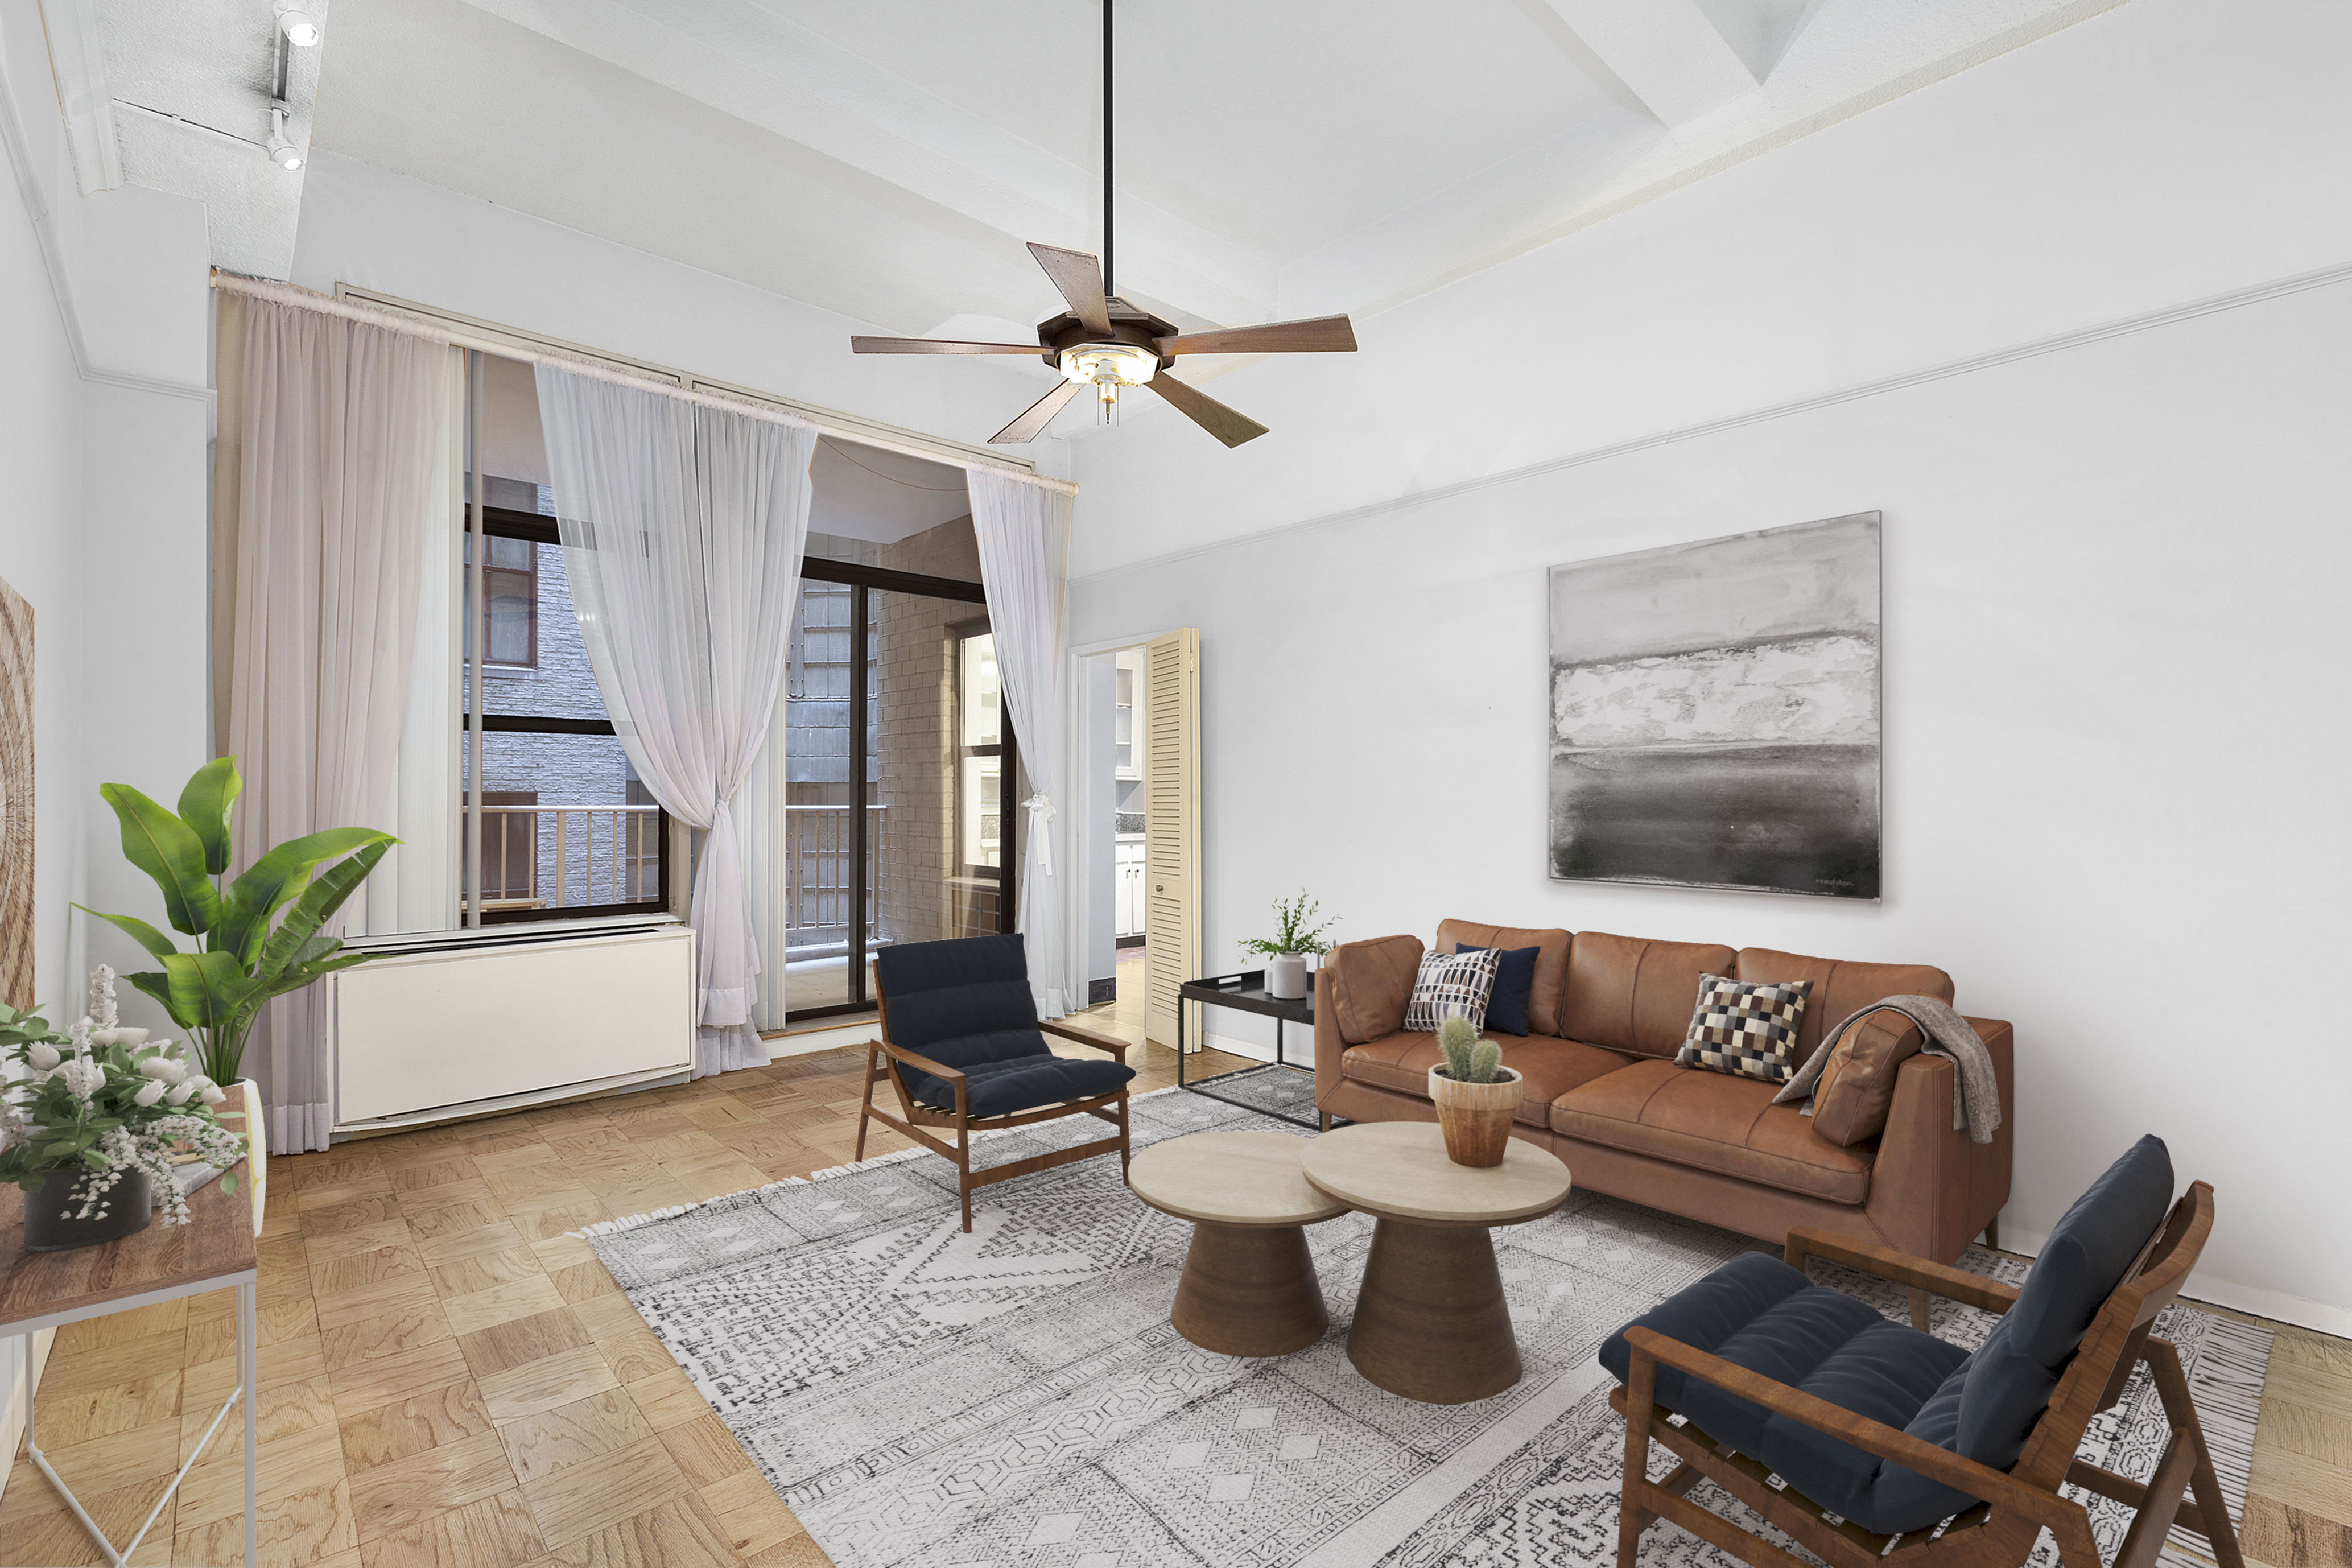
1426 1064 1523 1168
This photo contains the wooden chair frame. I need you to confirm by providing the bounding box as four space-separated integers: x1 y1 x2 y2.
853 972 1133 1232
1614 1182 2244 1568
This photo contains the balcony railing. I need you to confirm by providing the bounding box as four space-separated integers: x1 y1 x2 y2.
476 803 663 911
780 803 884 949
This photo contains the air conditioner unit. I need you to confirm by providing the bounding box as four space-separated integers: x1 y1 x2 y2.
328 922 696 1132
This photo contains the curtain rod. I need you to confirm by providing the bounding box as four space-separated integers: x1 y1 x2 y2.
209 270 1080 498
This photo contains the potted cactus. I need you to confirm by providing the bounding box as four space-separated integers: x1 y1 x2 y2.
1425 1015 1523 1167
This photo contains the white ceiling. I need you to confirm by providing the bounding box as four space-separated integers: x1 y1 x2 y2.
54 0 2123 383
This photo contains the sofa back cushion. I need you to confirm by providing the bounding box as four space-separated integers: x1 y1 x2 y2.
1561 931 1738 1057
1735 947 1955 1068
1435 920 1571 1036
1324 934 1424 1045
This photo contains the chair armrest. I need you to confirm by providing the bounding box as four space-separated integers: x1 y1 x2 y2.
876 1039 968 1116
1621 1327 2054 1517
1783 1227 2021 1316
1039 1018 1129 1061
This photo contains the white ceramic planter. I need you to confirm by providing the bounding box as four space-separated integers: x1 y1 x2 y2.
1266 952 1310 1000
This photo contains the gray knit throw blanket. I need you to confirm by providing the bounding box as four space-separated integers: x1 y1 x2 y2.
1774 994 2003 1144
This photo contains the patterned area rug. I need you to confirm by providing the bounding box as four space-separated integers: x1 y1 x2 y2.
587 1091 2268 1568
1182 1065 1340 1125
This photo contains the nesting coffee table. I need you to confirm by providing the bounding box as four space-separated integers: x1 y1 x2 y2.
1127 1129 1348 1357
1301 1121 1573 1404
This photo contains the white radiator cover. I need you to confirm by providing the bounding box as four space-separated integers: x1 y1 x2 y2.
329 925 697 1129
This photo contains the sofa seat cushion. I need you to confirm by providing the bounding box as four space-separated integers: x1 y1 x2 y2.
905 1045 1136 1119
1341 1031 1631 1126
1551 1058 1874 1203
1600 1251 1983 1534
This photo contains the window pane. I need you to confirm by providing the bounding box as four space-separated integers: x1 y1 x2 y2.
960 632 1000 748
486 567 534 665
873 596 1001 948
464 732 661 915
779 580 864 1012
465 540 608 721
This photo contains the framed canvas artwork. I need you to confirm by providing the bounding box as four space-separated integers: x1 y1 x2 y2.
1548 513 1881 901
0 572 30 1006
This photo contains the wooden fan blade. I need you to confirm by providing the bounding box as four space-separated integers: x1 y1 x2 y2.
851 337 1042 355
1144 374 1269 448
1027 242 1113 336
989 379 1083 444
1158 315 1357 356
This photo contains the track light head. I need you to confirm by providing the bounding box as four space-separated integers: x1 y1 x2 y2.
266 102 303 171
274 2 321 46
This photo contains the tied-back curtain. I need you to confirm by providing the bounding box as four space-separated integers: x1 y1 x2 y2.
967 469 1075 1018
534 368 814 1076
227 298 463 1153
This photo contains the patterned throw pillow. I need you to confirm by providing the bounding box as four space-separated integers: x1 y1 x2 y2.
1403 946 1503 1033
1676 974 1813 1083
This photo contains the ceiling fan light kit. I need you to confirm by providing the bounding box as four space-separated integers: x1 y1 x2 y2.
848 0 1359 448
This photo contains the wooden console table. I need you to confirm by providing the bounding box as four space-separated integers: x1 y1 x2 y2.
0 1163 258 1566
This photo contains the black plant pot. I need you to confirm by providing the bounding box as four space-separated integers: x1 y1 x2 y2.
21 1166 152 1251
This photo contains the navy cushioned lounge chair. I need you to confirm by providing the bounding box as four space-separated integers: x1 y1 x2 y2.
856 933 1138 1232
1602 1135 2244 1568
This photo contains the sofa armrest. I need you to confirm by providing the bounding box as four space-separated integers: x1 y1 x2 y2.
1314 966 1346 1111
1862 1018 2013 1264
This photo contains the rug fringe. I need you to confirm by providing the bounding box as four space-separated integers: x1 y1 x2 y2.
573 1080 1198 1236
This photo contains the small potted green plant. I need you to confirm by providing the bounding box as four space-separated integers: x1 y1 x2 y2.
0 969 247 1250
1426 1015 1524 1167
1239 890 1338 1001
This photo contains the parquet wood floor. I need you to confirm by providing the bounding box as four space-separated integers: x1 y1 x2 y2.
3 996 2344 1567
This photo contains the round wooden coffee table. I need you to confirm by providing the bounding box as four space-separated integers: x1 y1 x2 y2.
1127 1130 1349 1357
1300 1120 1572 1404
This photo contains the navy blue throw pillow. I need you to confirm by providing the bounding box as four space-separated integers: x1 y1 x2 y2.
1456 944 1540 1035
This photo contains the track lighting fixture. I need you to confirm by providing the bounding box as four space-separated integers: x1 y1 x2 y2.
273 2 321 46
266 101 303 171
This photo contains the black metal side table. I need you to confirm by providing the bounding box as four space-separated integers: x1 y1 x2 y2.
1177 969 1324 1131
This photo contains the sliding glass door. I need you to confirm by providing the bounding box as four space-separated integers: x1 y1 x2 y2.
775 559 1014 1019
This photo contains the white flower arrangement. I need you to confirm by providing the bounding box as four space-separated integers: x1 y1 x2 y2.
0 969 245 1227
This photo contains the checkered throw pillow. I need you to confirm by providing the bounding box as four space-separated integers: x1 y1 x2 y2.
1403 946 1502 1033
1676 974 1813 1083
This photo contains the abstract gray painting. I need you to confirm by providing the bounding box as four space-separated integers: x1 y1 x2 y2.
1548 513 1881 900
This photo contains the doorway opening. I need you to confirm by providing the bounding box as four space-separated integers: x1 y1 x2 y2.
1076 629 1198 1053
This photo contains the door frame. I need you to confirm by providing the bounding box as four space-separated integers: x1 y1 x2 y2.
1067 630 1191 1040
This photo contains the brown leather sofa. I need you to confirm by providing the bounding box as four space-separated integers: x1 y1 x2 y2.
1311 920 2012 1265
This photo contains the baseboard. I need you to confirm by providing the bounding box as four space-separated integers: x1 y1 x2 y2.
1202 1031 1282 1066
1 1328 55 1492
766 1022 881 1059
2000 1222 2351 1339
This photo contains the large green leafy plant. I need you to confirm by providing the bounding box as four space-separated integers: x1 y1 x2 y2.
78 757 395 1088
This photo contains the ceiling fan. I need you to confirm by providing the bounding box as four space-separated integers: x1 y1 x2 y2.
847 1 1357 448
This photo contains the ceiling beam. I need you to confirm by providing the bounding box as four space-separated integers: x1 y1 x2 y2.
36 0 122 193
1537 0 1762 127
463 0 1277 327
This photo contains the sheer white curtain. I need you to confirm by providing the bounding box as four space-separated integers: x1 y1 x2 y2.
534 369 815 1076
227 298 464 1153
967 470 1075 1018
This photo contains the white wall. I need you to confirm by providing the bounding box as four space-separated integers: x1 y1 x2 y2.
288 151 1072 480
0 0 215 1478
1067 0 2352 1328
